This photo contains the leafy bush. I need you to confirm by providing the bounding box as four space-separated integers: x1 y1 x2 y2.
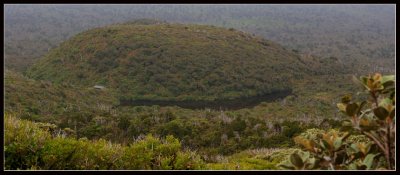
4 114 51 170
280 73 395 170
4 115 205 170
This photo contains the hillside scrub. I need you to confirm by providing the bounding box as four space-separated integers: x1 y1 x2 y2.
4 69 351 157
26 22 346 101
4 66 395 170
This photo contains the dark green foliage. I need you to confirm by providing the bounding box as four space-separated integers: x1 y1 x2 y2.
158 120 191 139
281 121 304 138
117 115 130 130
231 117 246 132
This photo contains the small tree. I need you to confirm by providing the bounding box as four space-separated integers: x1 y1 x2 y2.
280 73 395 170
341 73 395 169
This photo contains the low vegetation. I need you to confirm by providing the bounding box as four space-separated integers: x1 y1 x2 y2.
6 70 394 170
5 69 351 157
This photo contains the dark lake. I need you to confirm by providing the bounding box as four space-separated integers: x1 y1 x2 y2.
119 89 293 110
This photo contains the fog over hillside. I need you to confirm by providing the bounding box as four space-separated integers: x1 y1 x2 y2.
5 4 395 73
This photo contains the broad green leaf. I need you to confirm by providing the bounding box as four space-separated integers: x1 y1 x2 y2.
381 75 395 84
373 81 384 91
373 107 388 120
363 153 379 170
350 143 359 152
333 138 343 151
379 98 393 108
382 81 394 89
290 153 304 168
306 157 317 169
302 151 310 160
346 103 358 116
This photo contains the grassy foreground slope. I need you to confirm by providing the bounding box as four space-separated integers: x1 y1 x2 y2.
4 114 205 170
2 113 307 170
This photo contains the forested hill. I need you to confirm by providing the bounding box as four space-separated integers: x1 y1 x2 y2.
26 21 347 101
5 5 395 73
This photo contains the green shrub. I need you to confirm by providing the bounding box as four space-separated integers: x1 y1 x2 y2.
4 115 205 170
4 114 51 170
280 73 395 170
40 137 79 169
